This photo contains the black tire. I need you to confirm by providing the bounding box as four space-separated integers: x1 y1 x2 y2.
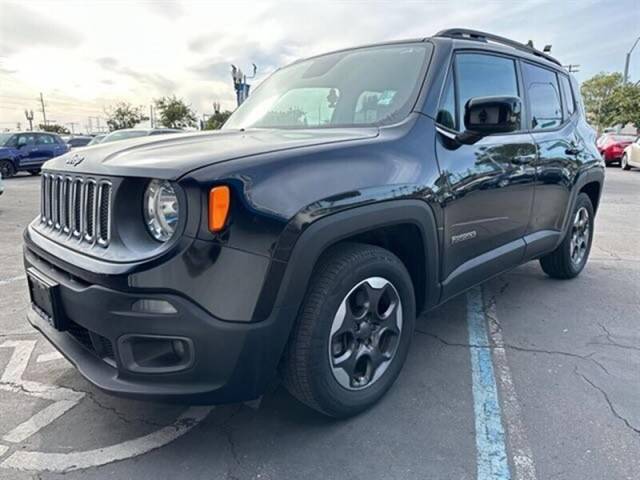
540 193 594 279
621 154 631 171
0 160 15 178
282 242 415 418
28 169 41 176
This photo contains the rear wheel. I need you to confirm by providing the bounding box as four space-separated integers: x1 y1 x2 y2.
539 193 594 279
282 242 415 418
0 160 15 178
621 154 631 171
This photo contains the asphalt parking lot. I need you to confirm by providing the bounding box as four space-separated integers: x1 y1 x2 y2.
0 169 638 480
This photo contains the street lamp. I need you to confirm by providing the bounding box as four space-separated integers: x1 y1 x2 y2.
623 36 640 84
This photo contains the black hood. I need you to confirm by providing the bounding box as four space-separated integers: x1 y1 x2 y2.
43 128 379 180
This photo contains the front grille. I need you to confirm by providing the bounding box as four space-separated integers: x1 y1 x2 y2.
40 173 112 247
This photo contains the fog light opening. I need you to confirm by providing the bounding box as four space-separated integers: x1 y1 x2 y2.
118 335 194 374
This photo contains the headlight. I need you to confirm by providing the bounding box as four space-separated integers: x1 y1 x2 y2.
143 179 179 242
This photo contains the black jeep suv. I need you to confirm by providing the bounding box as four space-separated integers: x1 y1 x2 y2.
24 29 604 417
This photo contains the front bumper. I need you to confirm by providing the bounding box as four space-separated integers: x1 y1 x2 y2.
24 245 294 404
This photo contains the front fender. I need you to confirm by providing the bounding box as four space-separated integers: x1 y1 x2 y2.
253 199 441 324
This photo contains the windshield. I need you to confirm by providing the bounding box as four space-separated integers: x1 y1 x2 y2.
101 130 148 144
87 135 105 146
223 43 431 130
0 133 14 146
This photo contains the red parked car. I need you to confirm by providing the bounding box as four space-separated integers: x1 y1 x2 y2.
597 133 635 166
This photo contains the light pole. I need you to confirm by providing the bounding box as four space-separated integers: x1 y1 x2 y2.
623 36 640 84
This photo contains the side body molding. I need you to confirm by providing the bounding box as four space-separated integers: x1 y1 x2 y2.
253 200 441 322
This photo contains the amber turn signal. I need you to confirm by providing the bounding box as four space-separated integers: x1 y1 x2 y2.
208 186 230 232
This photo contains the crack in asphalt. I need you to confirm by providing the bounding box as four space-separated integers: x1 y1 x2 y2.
587 322 640 352
211 405 245 480
0 380 172 431
574 367 640 436
82 391 168 430
415 328 611 375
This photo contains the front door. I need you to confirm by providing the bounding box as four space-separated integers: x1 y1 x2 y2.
435 52 536 299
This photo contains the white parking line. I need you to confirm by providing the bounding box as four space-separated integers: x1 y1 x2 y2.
485 287 538 480
2 406 212 472
36 351 64 363
3 400 79 443
0 339 214 473
467 286 538 480
0 275 25 287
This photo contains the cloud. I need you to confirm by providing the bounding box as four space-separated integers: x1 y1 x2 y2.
96 57 176 93
0 2 82 55
0 0 638 130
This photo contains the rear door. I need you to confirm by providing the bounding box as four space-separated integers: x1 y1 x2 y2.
522 62 577 257
435 51 537 298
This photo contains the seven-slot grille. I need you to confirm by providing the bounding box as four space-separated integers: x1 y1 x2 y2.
40 173 112 247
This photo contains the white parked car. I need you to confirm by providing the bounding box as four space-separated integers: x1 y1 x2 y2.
621 136 640 170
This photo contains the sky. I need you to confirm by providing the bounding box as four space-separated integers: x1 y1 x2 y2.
0 0 639 132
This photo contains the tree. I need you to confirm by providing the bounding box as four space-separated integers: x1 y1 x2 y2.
105 102 149 131
203 110 232 130
154 95 197 129
609 82 640 128
580 72 623 132
39 123 70 134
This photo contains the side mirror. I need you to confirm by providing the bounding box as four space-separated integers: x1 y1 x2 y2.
458 96 521 144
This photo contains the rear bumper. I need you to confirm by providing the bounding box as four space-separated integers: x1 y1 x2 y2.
24 245 295 404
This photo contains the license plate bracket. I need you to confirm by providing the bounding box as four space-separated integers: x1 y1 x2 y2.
27 267 67 332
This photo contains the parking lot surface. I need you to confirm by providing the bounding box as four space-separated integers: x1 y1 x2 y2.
0 169 638 480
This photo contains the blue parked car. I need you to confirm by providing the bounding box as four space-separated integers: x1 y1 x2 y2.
0 132 69 178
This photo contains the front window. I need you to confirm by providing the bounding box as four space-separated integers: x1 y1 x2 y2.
0 133 15 146
223 43 432 130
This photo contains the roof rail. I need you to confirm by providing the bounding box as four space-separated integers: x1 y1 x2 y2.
435 28 562 66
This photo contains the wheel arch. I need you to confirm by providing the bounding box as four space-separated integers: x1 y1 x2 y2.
254 199 441 324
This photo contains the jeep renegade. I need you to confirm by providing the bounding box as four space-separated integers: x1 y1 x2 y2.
23 29 604 417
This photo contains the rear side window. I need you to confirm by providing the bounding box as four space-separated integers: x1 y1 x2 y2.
522 63 562 130
36 134 54 145
455 53 519 130
558 74 575 118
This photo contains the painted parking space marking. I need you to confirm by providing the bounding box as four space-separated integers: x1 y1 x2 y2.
0 339 214 472
467 286 511 480
485 287 537 480
2 406 212 472
36 351 64 363
467 286 538 480
0 275 25 287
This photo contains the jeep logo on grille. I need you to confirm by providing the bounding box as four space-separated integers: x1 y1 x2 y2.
66 153 85 167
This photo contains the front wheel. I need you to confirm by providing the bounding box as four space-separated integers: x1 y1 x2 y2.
0 160 15 178
28 169 41 176
621 154 631 171
282 243 415 418
540 193 594 279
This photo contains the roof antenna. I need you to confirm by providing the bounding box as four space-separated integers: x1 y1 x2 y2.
526 40 534 48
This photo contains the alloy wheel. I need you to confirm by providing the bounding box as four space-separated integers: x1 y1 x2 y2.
570 207 590 266
328 277 403 390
